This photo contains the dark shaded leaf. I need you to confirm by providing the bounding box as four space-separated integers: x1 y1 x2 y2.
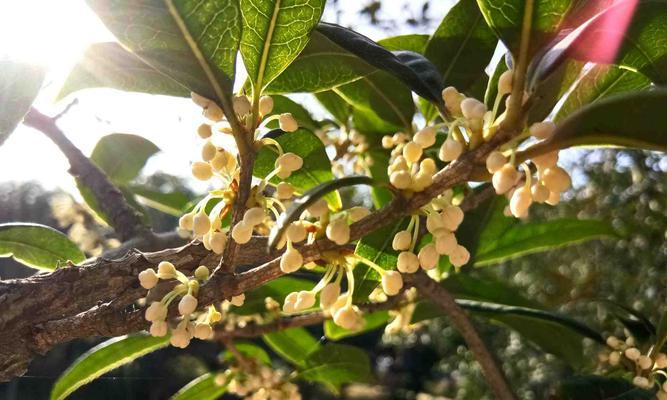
90 133 160 183
300 344 373 391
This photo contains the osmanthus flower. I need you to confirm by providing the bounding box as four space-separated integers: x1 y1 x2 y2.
216 359 302 400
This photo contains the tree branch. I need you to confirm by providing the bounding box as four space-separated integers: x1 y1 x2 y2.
23 108 149 242
406 271 517 400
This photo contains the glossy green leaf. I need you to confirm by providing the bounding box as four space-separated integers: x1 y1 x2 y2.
425 0 497 93
333 71 415 133
523 89 667 158
254 128 339 207
240 0 325 93
378 34 429 53
555 375 654 400
315 90 352 125
300 343 373 391
266 31 374 94
0 223 85 271
366 149 393 208
555 65 651 121
170 373 227 400
0 60 44 145
87 0 241 100
317 22 443 104
264 95 320 131
324 311 389 340
263 327 320 367
221 342 271 365
51 333 169 400
129 185 191 216
58 42 189 99
477 0 574 56
526 59 583 123
267 175 374 248
566 0 667 84
475 218 617 266
90 134 159 183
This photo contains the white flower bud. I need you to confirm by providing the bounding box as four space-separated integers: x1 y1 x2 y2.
461 98 486 120
531 183 550 203
348 206 370 222
279 113 298 132
280 245 303 273
193 323 213 340
532 151 559 169
632 376 651 389
197 123 212 139
382 270 403 296
419 158 437 175
283 292 298 313
414 126 436 148
435 230 457 255
439 138 463 162
277 152 303 172
442 86 463 114
230 293 245 307
192 161 213 181
201 141 216 162
179 212 194 231
178 294 198 315
276 182 295 199
295 291 316 310
193 211 211 236
326 217 350 245
498 70 513 95
209 231 227 255
157 261 177 277
194 265 210 281
449 245 470 267
529 121 556 140
441 206 464 231
307 199 329 218
286 222 307 243
390 170 412 189
231 221 253 244
608 351 621 365
259 95 274 115
392 230 412 251
191 92 212 108
606 336 622 349
381 135 394 149
418 244 439 270
510 187 532 218
320 283 341 309
334 304 362 330
233 95 251 116
486 151 506 173
426 212 444 233
150 320 168 337
492 164 519 194
388 156 408 173
203 103 224 122
655 353 667 368
170 327 191 348
145 301 167 322
403 141 423 163
329 294 349 315
397 251 419 274
411 170 434 192
139 268 159 289
541 166 571 193
637 355 653 370
243 207 265 226
625 347 641 361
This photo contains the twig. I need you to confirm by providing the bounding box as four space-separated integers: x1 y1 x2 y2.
23 108 149 242
407 271 518 400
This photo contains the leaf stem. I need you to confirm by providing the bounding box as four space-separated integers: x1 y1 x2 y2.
503 0 534 130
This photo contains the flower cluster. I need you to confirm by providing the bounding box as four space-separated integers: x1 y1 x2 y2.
218 362 300 400
140 261 221 348
318 128 372 177
599 333 667 396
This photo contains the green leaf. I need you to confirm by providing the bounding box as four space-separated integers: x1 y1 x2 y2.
263 327 320 367
267 175 375 249
171 373 227 400
424 0 497 93
240 0 325 93
522 89 667 158
264 95 320 132
555 65 651 121
317 22 443 104
314 91 352 125
90 134 159 184
0 223 85 271
526 59 583 124
333 70 415 133
254 129 340 209
129 185 191 216
0 60 44 145
266 31 374 94
300 344 373 391
221 342 271 365
477 0 574 56
87 0 241 100
600 300 656 344
51 333 169 400
58 42 189 99
324 311 390 340
566 0 667 84
378 34 430 53
366 149 393 208
555 375 654 400
475 218 617 267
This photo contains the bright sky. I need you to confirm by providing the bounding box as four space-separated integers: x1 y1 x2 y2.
0 0 454 196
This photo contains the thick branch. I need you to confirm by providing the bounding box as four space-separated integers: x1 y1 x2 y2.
407 271 517 400
23 108 148 242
